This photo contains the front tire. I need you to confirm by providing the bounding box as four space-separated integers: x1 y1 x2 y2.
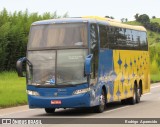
94 90 106 113
45 108 55 114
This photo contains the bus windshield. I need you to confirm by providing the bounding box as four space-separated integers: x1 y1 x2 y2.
28 23 88 49
27 49 87 86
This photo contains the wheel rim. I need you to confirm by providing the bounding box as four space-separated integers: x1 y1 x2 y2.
99 92 105 110
133 88 136 102
136 88 140 102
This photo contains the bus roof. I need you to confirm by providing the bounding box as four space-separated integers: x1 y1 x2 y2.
82 16 147 32
32 16 146 32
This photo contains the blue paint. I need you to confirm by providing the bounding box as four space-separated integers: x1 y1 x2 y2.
27 83 91 108
124 62 128 69
121 72 125 87
84 54 93 75
118 53 122 68
116 84 121 100
130 84 133 92
99 49 115 100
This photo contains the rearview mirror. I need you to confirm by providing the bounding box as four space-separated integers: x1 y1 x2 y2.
84 54 93 75
16 57 32 77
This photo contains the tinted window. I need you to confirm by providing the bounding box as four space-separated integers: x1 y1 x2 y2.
132 30 140 49
99 25 108 48
116 28 127 49
90 24 98 50
139 32 148 50
90 24 99 79
28 23 88 49
99 25 148 51
107 27 119 49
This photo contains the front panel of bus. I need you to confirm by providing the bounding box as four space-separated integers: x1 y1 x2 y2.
26 22 92 108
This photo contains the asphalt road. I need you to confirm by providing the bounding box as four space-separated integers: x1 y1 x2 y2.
0 83 160 127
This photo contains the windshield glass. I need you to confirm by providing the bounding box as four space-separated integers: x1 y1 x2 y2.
27 51 56 85
28 23 88 49
27 49 87 86
57 49 87 85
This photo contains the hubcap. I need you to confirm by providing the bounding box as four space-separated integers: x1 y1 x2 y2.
100 94 105 107
133 89 136 101
137 88 140 97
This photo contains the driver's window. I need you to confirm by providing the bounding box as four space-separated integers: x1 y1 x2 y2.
90 24 99 85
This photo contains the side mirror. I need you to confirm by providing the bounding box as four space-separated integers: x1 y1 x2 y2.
16 57 28 77
84 54 93 75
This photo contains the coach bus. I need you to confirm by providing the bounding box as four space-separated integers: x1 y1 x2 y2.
16 16 150 113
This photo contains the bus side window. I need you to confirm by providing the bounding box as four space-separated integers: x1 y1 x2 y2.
139 32 148 50
99 25 108 48
90 24 98 81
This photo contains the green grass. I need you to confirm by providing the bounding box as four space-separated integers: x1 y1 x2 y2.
150 18 160 25
0 71 27 108
151 72 160 83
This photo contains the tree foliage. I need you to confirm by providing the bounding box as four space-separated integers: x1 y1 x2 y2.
135 13 160 33
0 8 68 71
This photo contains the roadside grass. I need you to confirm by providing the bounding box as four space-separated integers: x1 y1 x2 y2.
151 72 160 83
150 18 160 25
0 71 27 108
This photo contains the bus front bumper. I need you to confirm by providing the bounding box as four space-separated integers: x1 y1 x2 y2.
28 93 90 108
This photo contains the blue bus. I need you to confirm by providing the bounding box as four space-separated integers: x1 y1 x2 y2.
16 16 150 113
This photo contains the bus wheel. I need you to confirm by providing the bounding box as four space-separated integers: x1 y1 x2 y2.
128 85 137 105
136 87 141 103
45 108 55 113
94 90 106 113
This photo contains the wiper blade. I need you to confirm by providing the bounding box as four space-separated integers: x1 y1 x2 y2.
56 81 87 85
56 81 73 85
36 84 76 88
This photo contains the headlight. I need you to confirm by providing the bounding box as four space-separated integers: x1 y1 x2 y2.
73 88 90 95
27 90 39 96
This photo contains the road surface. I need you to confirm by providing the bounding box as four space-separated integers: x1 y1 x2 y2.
0 83 160 127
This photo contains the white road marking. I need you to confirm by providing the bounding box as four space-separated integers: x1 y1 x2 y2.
151 85 160 89
105 106 130 113
143 92 152 96
142 84 160 96
0 109 35 117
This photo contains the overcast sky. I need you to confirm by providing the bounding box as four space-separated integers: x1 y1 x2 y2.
0 0 160 21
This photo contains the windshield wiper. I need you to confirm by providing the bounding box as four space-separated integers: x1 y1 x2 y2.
36 84 76 88
56 81 87 86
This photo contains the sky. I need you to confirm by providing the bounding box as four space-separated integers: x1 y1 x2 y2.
0 0 160 21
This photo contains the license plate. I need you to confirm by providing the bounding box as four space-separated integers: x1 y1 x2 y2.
51 100 61 104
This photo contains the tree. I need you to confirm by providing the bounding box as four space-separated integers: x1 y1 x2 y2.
0 8 68 71
121 18 125 22
105 16 114 19
152 16 156 19
134 13 139 21
137 14 150 24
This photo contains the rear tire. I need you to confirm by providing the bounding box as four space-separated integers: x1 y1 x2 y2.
45 108 55 113
136 87 141 103
94 90 106 113
128 85 138 105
